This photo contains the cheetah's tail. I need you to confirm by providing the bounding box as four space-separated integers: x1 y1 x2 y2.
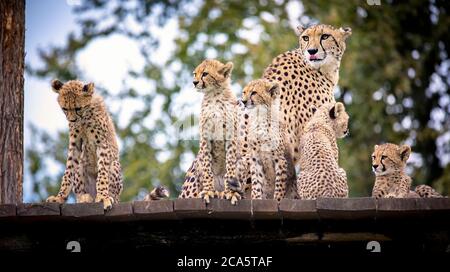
414 184 443 198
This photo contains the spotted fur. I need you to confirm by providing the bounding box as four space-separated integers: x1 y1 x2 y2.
236 79 296 202
297 102 349 199
262 24 351 166
179 59 241 204
371 143 443 198
46 79 123 210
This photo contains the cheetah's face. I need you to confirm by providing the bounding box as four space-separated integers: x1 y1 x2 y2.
51 79 95 123
192 59 233 93
371 143 411 176
298 24 351 70
329 102 349 138
240 79 279 109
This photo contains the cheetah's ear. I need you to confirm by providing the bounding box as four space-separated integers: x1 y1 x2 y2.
219 62 234 78
51 79 64 93
399 145 411 163
82 82 95 96
296 25 307 36
339 26 352 40
267 82 280 97
329 102 345 119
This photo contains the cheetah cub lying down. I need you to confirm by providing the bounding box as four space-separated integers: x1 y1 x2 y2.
46 80 123 210
297 102 349 199
179 59 241 204
371 143 443 198
237 79 296 202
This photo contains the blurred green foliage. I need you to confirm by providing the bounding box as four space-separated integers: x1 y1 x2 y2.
26 0 450 201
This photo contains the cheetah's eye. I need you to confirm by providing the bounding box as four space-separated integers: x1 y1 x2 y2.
371 155 376 160
75 107 81 111
381 155 387 160
62 107 68 111
250 91 257 97
202 72 209 77
302 36 309 42
321 34 330 40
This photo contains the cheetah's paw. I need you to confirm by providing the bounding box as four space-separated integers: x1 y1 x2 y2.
224 191 242 205
46 195 65 203
199 189 216 204
95 195 114 210
77 193 94 203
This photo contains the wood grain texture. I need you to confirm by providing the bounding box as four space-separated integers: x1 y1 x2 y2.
0 0 25 204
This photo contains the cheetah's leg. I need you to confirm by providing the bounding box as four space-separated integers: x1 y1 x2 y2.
179 158 201 198
108 160 123 203
46 139 80 203
371 180 387 199
251 156 264 199
74 162 93 203
236 155 251 196
94 146 114 210
274 155 288 202
198 140 216 204
223 139 241 205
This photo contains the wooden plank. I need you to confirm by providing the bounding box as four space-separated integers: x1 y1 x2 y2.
206 199 251 219
279 199 318 220
415 198 450 210
251 199 280 220
17 203 60 216
174 198 208 219
414 198 450 219
317 198 376 220
133 200 176 220
61 203 104 217
105 203 133 219
376 198 418 219
0 204 16 217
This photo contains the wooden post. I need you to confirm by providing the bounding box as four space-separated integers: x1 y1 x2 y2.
0 0 25 204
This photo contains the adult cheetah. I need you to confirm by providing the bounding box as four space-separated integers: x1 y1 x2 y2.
262 24 351 166
46 80 123 210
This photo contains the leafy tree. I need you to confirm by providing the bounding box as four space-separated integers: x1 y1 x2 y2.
26 0 450 201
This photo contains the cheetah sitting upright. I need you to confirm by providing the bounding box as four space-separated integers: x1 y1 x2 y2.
371 143 443 198
237 79 296 202
297 102 349 199
179 59 241 204
46 80 123 210
262 24 352 166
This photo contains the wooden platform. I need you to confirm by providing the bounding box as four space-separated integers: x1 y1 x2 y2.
1 198 449 253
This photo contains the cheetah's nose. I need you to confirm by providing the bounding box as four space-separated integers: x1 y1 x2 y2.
193 81 199 86
307 48 318 55
372 164 379 170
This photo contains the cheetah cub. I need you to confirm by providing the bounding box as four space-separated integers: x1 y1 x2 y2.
371 143 443 198
179 59 241 204
297 102 349 199
46 80 123 210
237 79 296 202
